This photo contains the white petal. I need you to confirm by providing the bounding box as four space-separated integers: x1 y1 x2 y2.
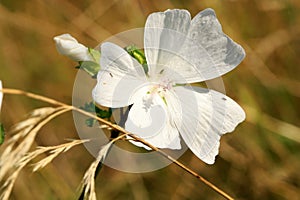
167 86 245 164
0 80 3 111
173 8 245 83
125 90 181 149
54 34 93 61
92 42 147 108
144 9 191 76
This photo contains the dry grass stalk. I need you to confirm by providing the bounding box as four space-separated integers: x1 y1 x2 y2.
1 107 56 177
31 139 88 172
0 106 69 180
1 88 235 200
80 141 114 200
7 107 57 144
0 139 87 200
0 106 73 200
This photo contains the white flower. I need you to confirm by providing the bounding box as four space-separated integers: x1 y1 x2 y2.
54 34 93 62
0 80 3 111
92 8 246 164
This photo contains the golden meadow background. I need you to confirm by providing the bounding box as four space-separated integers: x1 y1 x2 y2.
0 0 300 199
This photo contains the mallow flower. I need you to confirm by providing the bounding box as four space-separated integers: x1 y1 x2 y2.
54 34 93 62
92 8 246 164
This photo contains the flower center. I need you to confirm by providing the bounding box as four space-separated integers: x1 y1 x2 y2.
146 78 174 105
148 78 173 93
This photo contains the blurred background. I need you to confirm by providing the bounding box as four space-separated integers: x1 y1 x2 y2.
0 0 300 199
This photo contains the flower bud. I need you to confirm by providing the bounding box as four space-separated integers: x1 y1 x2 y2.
54 34 93 62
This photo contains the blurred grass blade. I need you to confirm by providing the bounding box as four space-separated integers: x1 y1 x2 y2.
0 123 5 145
245 105 300 143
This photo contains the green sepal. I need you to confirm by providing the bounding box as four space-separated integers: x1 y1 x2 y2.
0 123 5 145
125 45 149 74
77 61 100 78
125 45 146 64
88 48 101 62
74 48 101 78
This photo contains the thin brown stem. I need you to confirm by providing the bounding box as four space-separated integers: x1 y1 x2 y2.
1 88 66 106
126 133 234 200
1 87 234 200
72 108 234 199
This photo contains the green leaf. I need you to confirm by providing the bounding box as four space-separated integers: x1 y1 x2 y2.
95 106 112 119
80 102 96 112
125 45 148 74
0 123 5 145
85 118 96 127
80 102 112 127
